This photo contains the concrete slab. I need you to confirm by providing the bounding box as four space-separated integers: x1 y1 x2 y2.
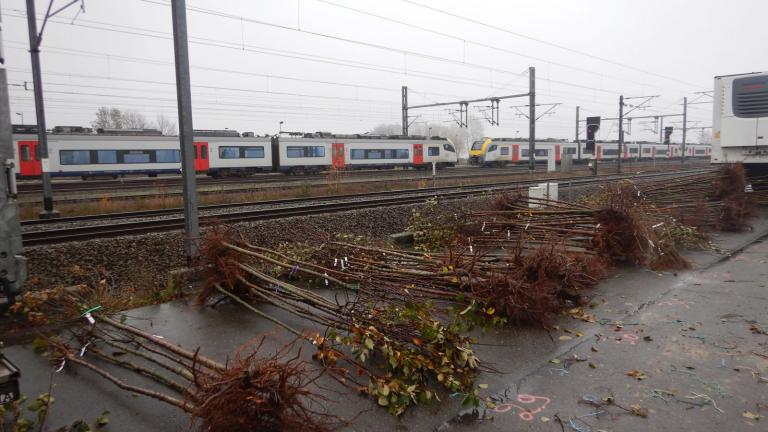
4 212 768 431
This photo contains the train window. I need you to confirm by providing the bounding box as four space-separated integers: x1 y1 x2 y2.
642 148 651 154
488 144 497 152
20 145 30 161
656 149 668 155
500 147 509 155
243 147 265 158
443 143 455 152
428 146 440 156
521 149 528 157
563 148 577 155
471 140 485 150
287 146 325 158
200 145 208 159
350 149 409 160
602 149 619 156
157 150 181 163
60 150 91 165
219 147 240 159
695 149 706 155
97 150 118 164
123 151 152 164
534 149 548 157
629 148 639 154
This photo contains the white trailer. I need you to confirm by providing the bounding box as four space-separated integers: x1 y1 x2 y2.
712 71 768 164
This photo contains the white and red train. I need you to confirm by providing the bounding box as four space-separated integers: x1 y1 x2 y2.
11 126 458 179
468 137 711 167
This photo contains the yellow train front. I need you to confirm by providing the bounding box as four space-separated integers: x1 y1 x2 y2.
468 138 561 167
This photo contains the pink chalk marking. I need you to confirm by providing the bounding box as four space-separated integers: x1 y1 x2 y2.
494 394 551 421
616 333 639 345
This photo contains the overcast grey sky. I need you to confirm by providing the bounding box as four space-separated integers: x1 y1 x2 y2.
2 0 766 142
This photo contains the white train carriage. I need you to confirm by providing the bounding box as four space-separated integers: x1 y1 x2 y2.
712 71 768 165
207 136 273 177
39 134 196 179
277 135 457 173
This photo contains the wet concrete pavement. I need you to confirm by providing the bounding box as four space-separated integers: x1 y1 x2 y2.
5 213 768 431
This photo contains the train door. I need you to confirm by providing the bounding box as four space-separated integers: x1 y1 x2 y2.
652 147 656 159
17 140 41 177
194 142 209 172
512 144 519 162
331 142 345 169
623 145 629 160
413 143 424 165
596 145 602 161
554 144 561 162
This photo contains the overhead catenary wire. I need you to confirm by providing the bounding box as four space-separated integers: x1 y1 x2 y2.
400 0 705 89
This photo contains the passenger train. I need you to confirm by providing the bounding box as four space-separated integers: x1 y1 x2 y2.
468 137 711 167
712 71 768 166
11 126 458 179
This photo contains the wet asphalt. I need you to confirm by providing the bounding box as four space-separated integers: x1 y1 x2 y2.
4 213 768 431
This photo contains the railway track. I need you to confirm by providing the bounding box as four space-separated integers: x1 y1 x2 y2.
17 160 701 206
21 167 714 247
17 166 525 194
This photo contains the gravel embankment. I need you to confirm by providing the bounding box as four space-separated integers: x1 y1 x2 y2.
23 196 495 292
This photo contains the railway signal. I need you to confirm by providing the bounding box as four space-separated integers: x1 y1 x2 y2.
586 116 600 175
664 126 674 145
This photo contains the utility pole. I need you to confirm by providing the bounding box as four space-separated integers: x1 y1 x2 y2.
171 0 199 261
575 106 581 161
25 0 59 218
528 66 535 172
681 96 687 164
401 86 408 136
617 95 624 174
1 8 27 306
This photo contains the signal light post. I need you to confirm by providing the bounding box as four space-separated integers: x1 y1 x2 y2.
586 116 600 176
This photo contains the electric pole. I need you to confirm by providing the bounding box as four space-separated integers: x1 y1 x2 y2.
171 0 199 261
401 86 408 136
681 96 687 164
25 0 59 218
1 8 27 305
528 66 535 172
575 106 580 160
618 95 624 174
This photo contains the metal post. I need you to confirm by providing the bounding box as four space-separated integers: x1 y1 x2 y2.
575 106 580 161
617 95 624 174
1 9 28 305
401 86 408 136
528 66 535 172
171 0 199 261
25 0 58 219
681 96 687 165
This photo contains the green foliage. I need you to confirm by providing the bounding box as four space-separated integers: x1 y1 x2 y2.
406 198 461 252
0 393 110 432
315 301 480 416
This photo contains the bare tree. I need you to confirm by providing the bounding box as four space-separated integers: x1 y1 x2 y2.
91 107 112 129
109 108 123 129
370 123 401 135
121 110 151 129
155 114 177 135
